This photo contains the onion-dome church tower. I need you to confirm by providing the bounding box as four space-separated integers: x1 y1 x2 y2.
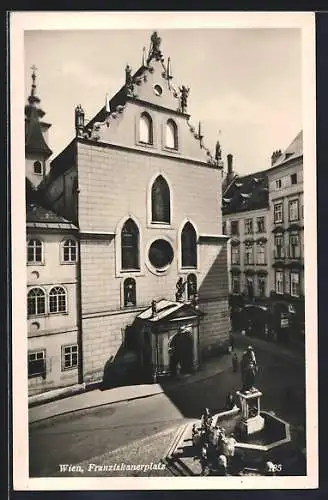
25 66 53 188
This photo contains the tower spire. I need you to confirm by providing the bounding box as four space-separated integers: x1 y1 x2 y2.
27 64 42 109
31 64 37 97
26 64 45 119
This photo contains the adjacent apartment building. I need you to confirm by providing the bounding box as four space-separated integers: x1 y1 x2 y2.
268 131 304 307
222 131 304 327
222 154 270 301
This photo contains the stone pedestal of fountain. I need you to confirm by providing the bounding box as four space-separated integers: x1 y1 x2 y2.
236 388 265 436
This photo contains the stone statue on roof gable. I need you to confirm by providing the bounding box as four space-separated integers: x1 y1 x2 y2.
147 31 163 63
125 65 134 96
215 140 222 162
179 85 190 113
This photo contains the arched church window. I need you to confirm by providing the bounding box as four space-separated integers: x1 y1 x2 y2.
121 219 140 270
151 175 170 223
187 273 197 300
139 112 153 144
181 222 197 268
165 119 178 149
123 278 136 307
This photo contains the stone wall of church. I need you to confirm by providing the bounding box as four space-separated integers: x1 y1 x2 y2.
77 141 221 235
77 140 230 382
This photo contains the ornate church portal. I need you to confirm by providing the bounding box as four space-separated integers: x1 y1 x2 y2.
135 299 203 381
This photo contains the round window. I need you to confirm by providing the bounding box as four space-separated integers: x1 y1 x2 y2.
148 239 174 270
154 84 163 96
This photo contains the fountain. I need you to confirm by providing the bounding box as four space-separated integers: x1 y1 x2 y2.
165 345 295 476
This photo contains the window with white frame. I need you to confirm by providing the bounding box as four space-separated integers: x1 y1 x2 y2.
49 286 67 313
274 203 283 223
256 217 265 233
245 245 254 265
62 344 78 370
289 199 299 222
62 239 77 262
290 272 300 297
139 112 153 144
289 232 300 258
27 287 46 316
275 271 284 294
27 239 43 263
256 243 265 265
28 350 46 378
274 234 285 259
245 219 253 234
231 245 240 265
165 119 178 149
232 276 240 294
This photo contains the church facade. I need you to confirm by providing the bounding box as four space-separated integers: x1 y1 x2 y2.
36 32 230 388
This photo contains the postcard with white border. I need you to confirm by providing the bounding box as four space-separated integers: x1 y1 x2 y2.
10 10 318 490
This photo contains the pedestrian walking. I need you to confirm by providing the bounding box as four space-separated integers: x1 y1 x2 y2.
230 333 235 351
232 352 239 372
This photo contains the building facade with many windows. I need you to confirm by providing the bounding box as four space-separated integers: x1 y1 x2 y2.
222 156 270 301
35 32 230 388
222 131 304 337
268 131 304 305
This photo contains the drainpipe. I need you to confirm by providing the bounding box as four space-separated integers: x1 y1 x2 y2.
75 141 84 385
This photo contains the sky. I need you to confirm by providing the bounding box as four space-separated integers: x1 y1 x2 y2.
24 28 302 176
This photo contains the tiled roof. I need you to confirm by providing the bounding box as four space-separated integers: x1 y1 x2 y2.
222 169 269 215
25 106 52 157
137 299 203 323
271 131 303 168
26 202 77 230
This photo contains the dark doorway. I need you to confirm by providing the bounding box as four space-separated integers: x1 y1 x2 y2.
169 330 193 375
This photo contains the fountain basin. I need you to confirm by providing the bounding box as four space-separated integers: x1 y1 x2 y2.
214 407 291 465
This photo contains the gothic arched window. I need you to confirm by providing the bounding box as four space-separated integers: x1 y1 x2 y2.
49 286 67 313
121 219 140 270
187 273 197 300
139 112 153 144
124 278 136 307
151 175 170 223
165 119 178 149
27 287 46 316
181 222 197 268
